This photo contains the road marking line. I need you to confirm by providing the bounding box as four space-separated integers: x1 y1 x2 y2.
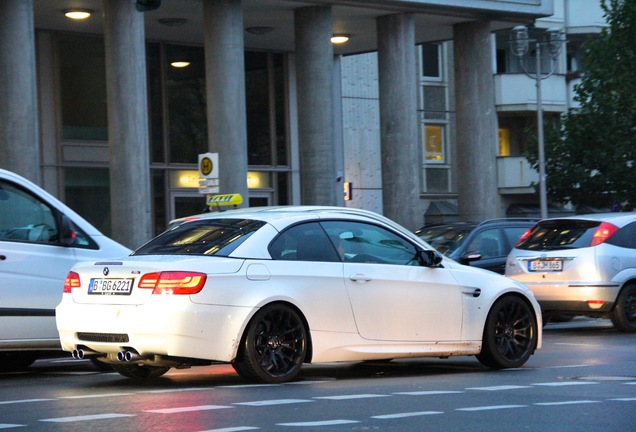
0 425 25 429
40 413 135 423
277 420 359 427
144 405 233 414
534 400 600 406
142 387 216 393
393 391 463 396
314 394 388 400
466 385 532 391
532 381 598 386
372 411 443 419
199 428 259 432
554 343 597 347
610 398 636 401
59 393 135 399
0 399 52 405
457 405 527 412
235 399 314 406
543 364 589 369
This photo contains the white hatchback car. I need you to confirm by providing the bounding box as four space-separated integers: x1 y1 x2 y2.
57 206 542 383
0 169 130 370
506 213 636 331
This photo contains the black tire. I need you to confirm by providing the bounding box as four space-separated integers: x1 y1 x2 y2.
477 295 538 369
611 284 636 332
232 304 307 384
111 364 170 379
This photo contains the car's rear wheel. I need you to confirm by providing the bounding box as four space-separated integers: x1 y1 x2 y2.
111 364 170 379
477 295 538 369
611 284 636 332
232 303 307 384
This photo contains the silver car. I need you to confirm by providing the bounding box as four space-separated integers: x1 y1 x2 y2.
505 213 636 332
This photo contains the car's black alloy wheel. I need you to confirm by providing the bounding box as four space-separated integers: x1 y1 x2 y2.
611 284 636 332
233 303 307 384
477 295 537 369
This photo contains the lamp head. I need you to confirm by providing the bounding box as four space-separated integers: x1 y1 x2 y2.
511 25 529 57
545 28 564 59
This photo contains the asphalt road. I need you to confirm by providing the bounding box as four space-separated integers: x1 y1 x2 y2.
1 318 634 431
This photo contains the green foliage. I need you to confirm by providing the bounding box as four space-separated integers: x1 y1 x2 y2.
541 0 636 210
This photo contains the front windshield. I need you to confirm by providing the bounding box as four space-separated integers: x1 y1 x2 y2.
133 218 266 256
417 225 474 256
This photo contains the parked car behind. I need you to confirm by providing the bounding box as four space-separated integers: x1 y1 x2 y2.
56 206 541 383
416 218 537 274
0 169 131 370
506 213 636 332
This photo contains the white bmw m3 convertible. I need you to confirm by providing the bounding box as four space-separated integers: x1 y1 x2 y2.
56 206 542 383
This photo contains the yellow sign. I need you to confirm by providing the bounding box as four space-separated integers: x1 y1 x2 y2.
200 157 213 176
198 152 219 179
206 193 243 207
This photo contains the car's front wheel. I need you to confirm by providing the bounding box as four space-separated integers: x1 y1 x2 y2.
477 295 538 369
611 284 636 332
111 364 170 379
232 303 307 384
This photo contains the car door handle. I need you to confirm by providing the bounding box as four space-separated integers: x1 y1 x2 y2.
461 288 481 298
349 274 372 282
0 255 5 261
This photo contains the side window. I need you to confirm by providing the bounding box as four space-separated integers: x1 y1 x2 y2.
268 222 340 262
503 227 531 251
465 229 505 259
607 221 636 249
321 220 419 265
0 180 59 244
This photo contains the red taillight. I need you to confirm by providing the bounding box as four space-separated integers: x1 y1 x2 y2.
63 271 81 293
590 222 619 246
138 271 207 295
515 228 533 247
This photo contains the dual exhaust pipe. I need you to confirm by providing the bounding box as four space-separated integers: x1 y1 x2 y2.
71 348 147 362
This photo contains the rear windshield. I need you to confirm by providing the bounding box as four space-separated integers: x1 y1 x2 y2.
133 218 266 256
515 220 601 251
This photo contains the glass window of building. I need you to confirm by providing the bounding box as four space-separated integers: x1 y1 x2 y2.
165 44 208 164
58 35 108 141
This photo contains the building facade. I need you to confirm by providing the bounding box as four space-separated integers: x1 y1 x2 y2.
0 0 562 249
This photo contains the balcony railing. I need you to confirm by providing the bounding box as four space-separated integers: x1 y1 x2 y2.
497 156 538 194
495 74 567 113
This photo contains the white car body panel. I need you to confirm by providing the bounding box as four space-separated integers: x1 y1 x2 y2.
0 169 131 353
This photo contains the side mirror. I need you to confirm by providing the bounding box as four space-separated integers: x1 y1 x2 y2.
59 214 77 246
460 251 482 264
418 249 444 267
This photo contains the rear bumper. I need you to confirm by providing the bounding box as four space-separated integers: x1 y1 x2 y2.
55 295 255 363
524 282 620 314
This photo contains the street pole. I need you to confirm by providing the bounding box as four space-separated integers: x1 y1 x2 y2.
535 43 548 219
510 26 565 220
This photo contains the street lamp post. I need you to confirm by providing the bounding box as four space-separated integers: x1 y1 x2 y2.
510 26 565 219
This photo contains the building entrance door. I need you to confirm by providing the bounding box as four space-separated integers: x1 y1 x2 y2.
169 191 207 221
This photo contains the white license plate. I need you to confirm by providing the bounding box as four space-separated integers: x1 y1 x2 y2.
88 278 134 295
529 260 563 272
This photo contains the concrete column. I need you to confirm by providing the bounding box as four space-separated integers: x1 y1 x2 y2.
453 21 499 221
103 0 152 248
295 6 338 206
203 0 249 201
377 14 420 230
0 0 39 182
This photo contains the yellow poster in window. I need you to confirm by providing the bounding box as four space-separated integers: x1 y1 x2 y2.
424 125 444 163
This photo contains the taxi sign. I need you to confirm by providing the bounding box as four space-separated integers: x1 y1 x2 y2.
206 193 243 207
